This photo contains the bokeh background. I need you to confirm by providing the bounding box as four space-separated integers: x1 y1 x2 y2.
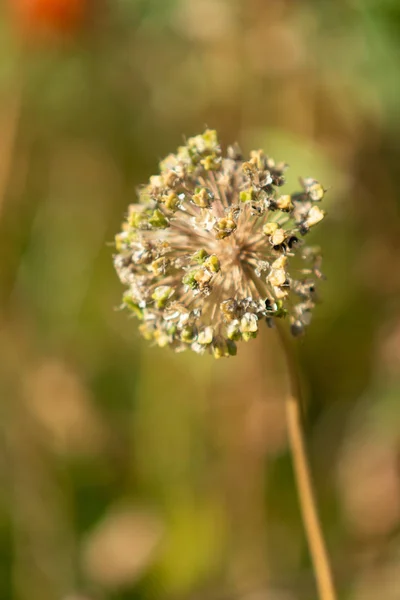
1 1 400 599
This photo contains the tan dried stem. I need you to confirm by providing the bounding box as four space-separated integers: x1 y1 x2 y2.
276 322 337 600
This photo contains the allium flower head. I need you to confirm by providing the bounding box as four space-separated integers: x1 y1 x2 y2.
114 130 326 358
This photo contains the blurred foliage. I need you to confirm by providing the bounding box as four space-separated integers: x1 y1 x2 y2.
0 1 400 599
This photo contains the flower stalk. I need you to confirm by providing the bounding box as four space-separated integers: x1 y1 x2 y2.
114 129 333 597
276 322 337 600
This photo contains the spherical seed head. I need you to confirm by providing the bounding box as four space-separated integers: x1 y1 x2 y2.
114 130 326 358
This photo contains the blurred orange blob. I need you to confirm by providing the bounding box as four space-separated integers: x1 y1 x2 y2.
10 0 87 36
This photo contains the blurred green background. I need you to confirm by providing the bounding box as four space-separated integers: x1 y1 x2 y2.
1 1 400 599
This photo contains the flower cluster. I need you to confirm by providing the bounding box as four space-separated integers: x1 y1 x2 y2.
114 130 326 358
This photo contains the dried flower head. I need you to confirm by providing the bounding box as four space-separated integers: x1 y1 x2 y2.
114 130 326 358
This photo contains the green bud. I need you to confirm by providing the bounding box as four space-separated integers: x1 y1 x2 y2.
188 129 219 155
182 271 198 290
129 211 148 230
177 145 191 162
192 248 209 264
166 324 177 337
212 338 228 359
263 222 279 236
274 300 288 319
242 331 258 342
220 299 239 322
239 187 255 203
276 194 293 211
192 188 212 208
151 286 174 308
200 153 220 171
215 217 236 239
154 330 170 347
181 325 197 343
193 268 212 287
226 339 237 356
151 257 169 276
163 192 180 212
149 209 169 229
202 129 218 148
227 320 241 341
204 254 220 273
302 178 325 202
123 293 144 319
198 327 214 345
115 233 127 252
137 188 152 204
118 228 137 249
138 323 154 341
